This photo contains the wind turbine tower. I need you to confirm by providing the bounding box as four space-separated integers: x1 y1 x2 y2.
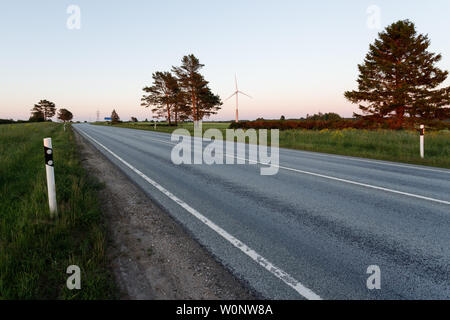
225 75 252 123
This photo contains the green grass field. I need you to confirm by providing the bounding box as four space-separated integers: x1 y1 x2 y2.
280 128 450 168
0 122 115 299
94 121 450 169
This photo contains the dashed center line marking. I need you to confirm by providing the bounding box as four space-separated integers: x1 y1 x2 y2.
125 133 450 206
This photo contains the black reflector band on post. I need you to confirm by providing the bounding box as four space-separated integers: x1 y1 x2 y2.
44 146 54 166
420 128 425 136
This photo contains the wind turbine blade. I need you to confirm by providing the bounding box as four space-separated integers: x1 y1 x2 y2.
224 92 237 102
235 74 238 91
238 91 252 99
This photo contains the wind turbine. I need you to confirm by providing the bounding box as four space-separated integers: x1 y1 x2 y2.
225 75 252 123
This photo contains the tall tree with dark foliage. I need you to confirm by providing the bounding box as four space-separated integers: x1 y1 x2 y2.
172 54 222 122
345 20 450 124
31 100 57 121
141 71 186 125
57 109 73 123
111 109 120 123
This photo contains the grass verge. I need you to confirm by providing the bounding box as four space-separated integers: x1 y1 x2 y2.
93 121 450 169
279 128 450 168
0 122 116 299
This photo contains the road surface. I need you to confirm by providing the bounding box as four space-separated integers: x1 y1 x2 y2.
74 124 450 300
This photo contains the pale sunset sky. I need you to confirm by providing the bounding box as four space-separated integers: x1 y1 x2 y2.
1 0 450 121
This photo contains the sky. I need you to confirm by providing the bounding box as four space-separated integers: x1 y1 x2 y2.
1 0 450 122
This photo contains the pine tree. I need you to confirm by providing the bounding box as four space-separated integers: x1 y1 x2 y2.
57 108 73 122
29 110 45 122
141 72 184 125
345 20 450 124
172 54 221 122
111 109 120 123
172 89 190 125
31 100 57 121
196 86 222 120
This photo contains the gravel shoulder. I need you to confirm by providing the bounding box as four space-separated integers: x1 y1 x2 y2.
74 130 256 300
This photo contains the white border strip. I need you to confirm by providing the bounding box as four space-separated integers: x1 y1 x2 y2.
77 128 322 300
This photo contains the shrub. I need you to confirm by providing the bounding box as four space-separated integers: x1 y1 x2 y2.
229 119 450 131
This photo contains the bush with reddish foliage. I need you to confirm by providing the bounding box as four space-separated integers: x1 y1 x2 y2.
229 119 450 131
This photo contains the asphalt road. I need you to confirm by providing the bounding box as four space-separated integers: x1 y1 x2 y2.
74 123 450 300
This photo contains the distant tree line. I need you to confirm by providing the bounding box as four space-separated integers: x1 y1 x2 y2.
306 112 342 121
0 119 29 125
141 54 222 125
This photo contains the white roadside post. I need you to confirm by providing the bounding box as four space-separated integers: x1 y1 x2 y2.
420 125 425 159
44 138 58 217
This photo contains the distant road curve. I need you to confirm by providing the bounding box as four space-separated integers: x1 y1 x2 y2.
74 124 450 300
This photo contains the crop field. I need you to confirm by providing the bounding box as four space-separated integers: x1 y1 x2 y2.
0 123 115 299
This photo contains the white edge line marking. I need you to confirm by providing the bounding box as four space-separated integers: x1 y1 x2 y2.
77 127 322 300
120 133 450 206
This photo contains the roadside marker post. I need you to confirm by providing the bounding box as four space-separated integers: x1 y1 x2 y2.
420 125 425 159
44 138 58 217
